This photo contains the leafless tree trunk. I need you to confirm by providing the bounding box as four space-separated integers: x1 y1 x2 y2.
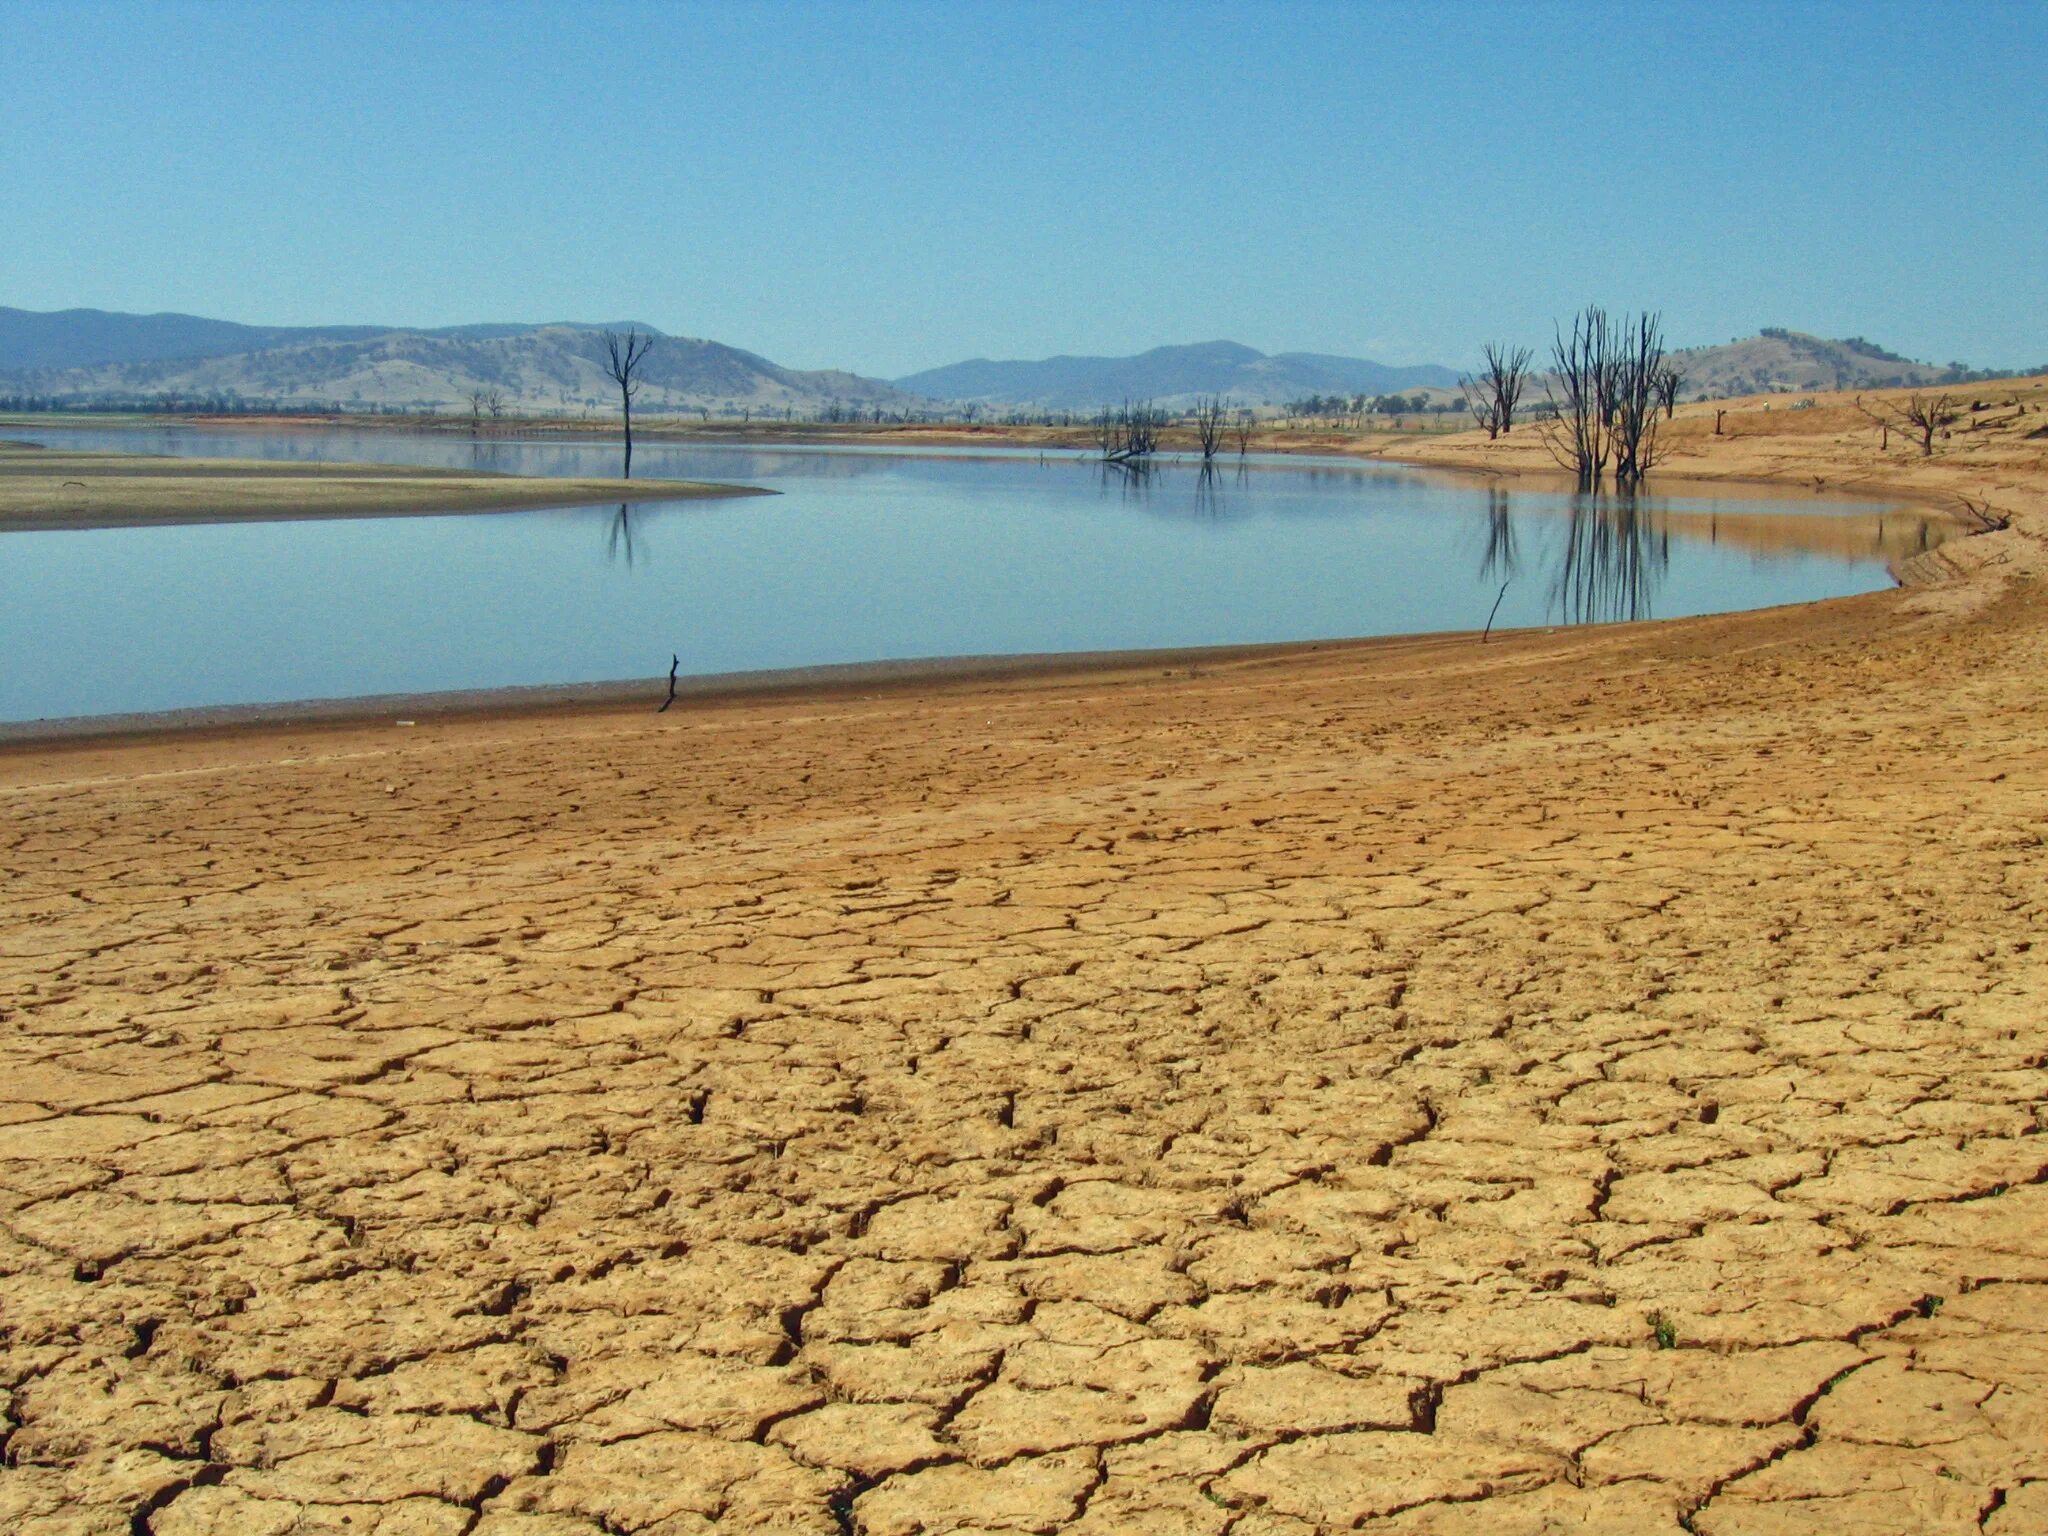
1483 343 1532 434
1543 307 1663 491
1460 373 1499 439
1858 391 1955 457
1234 417 1253 457
1654 362 1685 420
1543 306 1616 490
1191 397 1226 462
485 390 506 421
466 390 486 433
602 328 656 478
1609 311 1666 490
1102 399 1160 463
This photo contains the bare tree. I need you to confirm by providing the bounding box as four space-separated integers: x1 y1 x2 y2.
1543 307 1664 491
1858 391 1956 457
466 389 487 433
1191 396 1227 462
1544 306 1616 490
1234 415 1254 457
1459 373 1500 438
1653 362 1685 420
1609 311 1666 489
485 389 506 421
601 328 657 478
1101 399 1161 463
1483 343 1532 434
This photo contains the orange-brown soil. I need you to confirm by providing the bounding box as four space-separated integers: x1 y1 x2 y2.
3 381 2047 1534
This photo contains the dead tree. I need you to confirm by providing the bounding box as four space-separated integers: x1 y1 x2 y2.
1544 306 1616 490
1460 373 1500 438
1483 343 1532 434
1653 362 1685 420
1234 416 1253 457
1544 307 1664 491
466 389 487 432
1191 397 1227 462
1094 405 1122 458
1859 392 1956 457
1102 399 1160 463
485 389 506 421
1609 311 1666 489
602 328 657 478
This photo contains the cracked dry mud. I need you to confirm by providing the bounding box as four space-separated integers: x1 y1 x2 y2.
5 422 2048 1533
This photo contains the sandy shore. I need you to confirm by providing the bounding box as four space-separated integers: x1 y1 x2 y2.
3 383 2046 1534
0 440 768 529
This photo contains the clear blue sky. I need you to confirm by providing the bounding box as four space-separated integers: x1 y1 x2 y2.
4 0 2042 377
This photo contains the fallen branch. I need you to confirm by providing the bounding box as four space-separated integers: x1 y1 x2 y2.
1482 579 1511 644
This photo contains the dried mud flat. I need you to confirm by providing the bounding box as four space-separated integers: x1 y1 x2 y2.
4 392 2047 1534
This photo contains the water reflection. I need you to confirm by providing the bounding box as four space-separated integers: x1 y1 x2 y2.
0 422 1946 722
606 503 637 567
1480 487 1518 582
468 440 512 474
1096 459 1155 505
1546 495 1671 625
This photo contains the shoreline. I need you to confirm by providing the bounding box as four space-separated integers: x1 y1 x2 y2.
0 441 771 529
0 411 1986 745
0 639 1378 749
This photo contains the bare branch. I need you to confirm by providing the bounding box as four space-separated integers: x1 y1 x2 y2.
1857 391 1956 458
601 328 657 478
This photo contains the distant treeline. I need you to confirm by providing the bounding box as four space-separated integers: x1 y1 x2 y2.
0 392 419 415
1284 392 1451 420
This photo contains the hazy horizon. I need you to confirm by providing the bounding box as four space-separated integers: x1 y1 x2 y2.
5 0 2044 375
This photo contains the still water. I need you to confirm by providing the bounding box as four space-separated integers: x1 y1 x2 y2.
1 425 1942 723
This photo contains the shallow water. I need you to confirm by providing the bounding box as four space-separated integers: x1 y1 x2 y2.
1 424 1942 722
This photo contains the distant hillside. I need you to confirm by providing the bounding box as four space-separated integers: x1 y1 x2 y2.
1668 330 1965 398
0 308 914 415
896 341 1458 410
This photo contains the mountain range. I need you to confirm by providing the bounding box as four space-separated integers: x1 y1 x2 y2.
0 307 2006 417
893 341 1459 410
0 308 915 416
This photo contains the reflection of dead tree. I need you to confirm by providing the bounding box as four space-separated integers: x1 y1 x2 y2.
1549 495 1669 625
1858 391 1956 457
602 328 657 478
606 503 636 566
1479 486 1518 581
1654 362 1685 419
1192 397 1227 462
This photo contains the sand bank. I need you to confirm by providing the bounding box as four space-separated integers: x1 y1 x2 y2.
0 440 769 529
3 383 2046 1533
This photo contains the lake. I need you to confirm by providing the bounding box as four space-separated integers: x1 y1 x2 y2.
0 424 1946 724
